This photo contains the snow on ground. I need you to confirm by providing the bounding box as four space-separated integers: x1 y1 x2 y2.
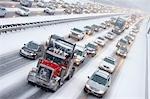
104 18 147 99
0 15 120 55
0 13 120 25
0 16 113 99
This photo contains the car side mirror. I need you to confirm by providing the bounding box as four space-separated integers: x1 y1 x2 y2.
107 85 110 87
24 44 26 46
87 76 90 79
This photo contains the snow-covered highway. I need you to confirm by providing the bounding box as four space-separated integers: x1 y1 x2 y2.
0 13 148 99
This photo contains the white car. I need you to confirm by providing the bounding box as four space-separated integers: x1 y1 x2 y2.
73 45 87 66
116 46 128 58
105 32 116 40
37 1 47 8
84 26 94 35
44 8 55 15
85 42 98 57
68 28 85 41
16 7 30 16
99 57 117 73
84 69 111 98
94 37 107 47
116 38 129 48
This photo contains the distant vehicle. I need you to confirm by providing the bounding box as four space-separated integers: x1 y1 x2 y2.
44 8 55 15
116 46 128 58
84 69 111 98
116 38 129 48
91 24 99 32
124 35 133 44
110 17 117 25
20 0 33 7
68 28 85 41
0 7 7 17
27 35 76 92
73 45 87 66
85 42 98 57
16 7 30 16
99 56 117 73
73 8 82 14
12 0 20 2
105 32 116 40
64 8 72 14
99 23 106 29
129 32 136 40
105 21 111 27
84 26 94 35
132 27 139 33
112 17 126 35
94 36 107 47
37 1 47 8
20 41 44 59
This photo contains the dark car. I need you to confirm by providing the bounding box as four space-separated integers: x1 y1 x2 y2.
20 41 44 59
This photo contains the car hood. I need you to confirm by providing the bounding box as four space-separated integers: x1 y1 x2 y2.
87 80 107 92
86 47 95 51
74 55 84 60
118 49 126 54
22 47 36 53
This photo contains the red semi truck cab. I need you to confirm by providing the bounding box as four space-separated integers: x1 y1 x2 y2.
27 35 76 92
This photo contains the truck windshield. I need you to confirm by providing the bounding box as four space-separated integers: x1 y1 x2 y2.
45 53 64 65
38 66 53 80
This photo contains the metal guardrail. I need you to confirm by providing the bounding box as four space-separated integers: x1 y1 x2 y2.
0 14 122 34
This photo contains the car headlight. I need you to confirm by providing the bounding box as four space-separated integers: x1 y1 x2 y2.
30 53 36 56
97 90 105 94
85 84 90 89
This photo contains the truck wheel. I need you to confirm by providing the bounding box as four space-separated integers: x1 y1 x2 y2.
67 67 75 80
52 82 60 92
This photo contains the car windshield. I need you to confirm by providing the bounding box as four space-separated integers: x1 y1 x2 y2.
120 47 127 51
20 7 29 12
120 39 127 44
87 43 96 49
75 49 83 56
45 53 64 65
91 74 107 86
104 58 115 65
73 28 83 33
98 37 104 40
26 42 39 51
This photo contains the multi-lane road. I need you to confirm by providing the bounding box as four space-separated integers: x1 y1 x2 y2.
0 13 147 99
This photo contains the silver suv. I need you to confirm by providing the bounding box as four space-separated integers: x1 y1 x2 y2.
84 69 111 98
73 45 87 66
69 28 85 41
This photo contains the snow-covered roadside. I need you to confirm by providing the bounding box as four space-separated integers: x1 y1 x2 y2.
104 18 147 99
6 8 45 12
0 13 121 25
